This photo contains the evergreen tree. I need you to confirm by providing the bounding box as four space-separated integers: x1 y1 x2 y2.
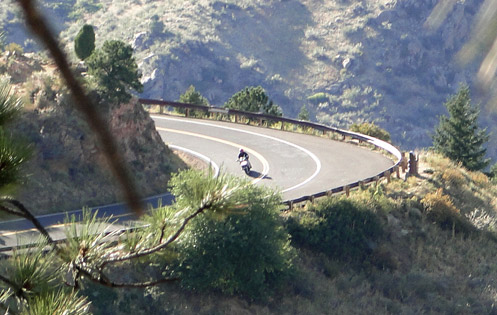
178 85 209 106
177 85 209 117
86 40 143 105
433 85 490 171
298 105 310 121
74 24 95 61
0 79 30 190
224 86 282 116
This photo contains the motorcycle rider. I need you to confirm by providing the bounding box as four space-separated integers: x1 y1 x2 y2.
237 148 252 169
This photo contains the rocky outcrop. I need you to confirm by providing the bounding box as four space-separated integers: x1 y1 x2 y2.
13 90 185 214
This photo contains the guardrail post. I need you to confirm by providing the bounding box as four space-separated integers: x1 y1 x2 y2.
288 201 293 211
281 122 285 130
159 105 164 114
359 181 365 190
401 152 407 172
327 190 332 197
385 170 391 183
310 196 315 204
395 165 400 179
345 185 350 197
375 176 380 185
235 115 238 123
409 151 418 176
185 108 190 117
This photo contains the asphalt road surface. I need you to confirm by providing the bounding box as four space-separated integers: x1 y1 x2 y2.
153 115 394 201
0 114 394 250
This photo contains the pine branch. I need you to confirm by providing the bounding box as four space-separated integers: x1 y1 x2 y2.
72 261 179 289
15 0 144 217
100 201 213 267
0 198 56 246
0 274 25 301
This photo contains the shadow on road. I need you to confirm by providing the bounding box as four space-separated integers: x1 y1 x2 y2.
248 170 272 180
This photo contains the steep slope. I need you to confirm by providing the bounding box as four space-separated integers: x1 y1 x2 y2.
4 53 185 214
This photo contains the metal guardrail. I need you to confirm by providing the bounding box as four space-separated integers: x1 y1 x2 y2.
0 99 405 254
139 98 404 209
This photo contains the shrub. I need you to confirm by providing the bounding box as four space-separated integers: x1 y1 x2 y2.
286 196 383 262
4 43 23 55
307 92 329 105
441 168 466 188
350 122 391 142
170 170 295 301
421 189 474 234
470 171 489 187
489 163 497 183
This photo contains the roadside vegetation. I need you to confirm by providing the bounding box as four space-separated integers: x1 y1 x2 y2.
72 151 497 314
4 1 497 314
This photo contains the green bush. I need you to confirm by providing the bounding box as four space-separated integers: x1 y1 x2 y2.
350 122 391 142
286 196 383 262
170 170 295 301
224 86 282 117
307 92 329 105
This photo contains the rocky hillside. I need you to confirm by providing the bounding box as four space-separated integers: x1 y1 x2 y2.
3 52 185 214
3 0 496 158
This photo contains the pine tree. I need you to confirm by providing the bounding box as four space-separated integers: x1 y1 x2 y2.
298 105 310 121
433 85 490 171
74 24 95 61
0 79 30 190
179 85 209 106
86 40 143 105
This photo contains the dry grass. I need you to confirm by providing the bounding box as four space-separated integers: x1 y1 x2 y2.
82 150 497 314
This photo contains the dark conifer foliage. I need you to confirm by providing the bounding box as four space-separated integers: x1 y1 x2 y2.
433 85 490 171
74 24 95 61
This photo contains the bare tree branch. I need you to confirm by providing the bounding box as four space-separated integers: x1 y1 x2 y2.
15 0 144 217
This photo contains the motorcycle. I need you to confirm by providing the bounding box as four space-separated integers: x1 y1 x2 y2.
237 156 251 175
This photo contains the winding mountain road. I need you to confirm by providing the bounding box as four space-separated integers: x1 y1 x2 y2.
153 115 394 201
0 114 394 250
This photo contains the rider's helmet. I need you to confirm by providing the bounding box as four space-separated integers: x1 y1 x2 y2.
239 148 244 153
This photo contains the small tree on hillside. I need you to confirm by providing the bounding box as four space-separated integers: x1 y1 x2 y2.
86 40 143 105
433 85 490 171
74 24 95 61
149 15 165 36
177 85 209 117
179 85 209 106
298 105 310 121
224 86 282 116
